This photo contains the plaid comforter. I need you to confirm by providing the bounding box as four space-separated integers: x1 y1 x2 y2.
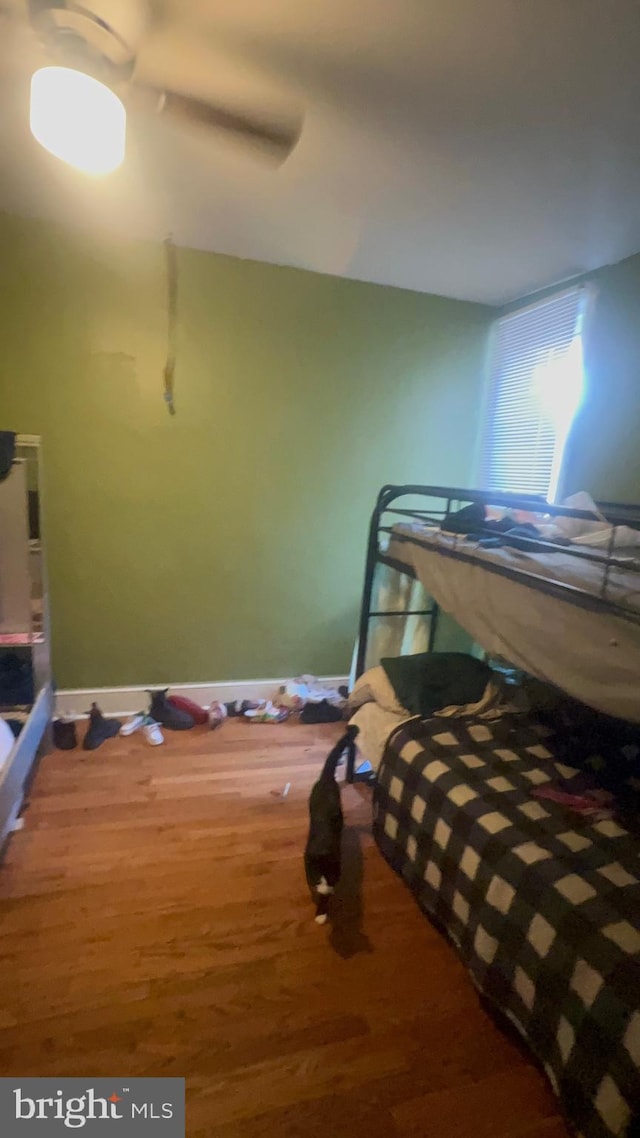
374 714 640 1138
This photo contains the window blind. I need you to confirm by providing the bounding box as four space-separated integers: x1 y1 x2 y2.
479 286 587 499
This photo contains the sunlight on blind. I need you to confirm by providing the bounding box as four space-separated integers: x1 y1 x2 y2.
480 287 588 500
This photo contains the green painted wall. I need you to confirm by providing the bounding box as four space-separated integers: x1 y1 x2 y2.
562 253 640 503
0 212 490 688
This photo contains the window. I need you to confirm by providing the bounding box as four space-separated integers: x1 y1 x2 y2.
479 286 590 501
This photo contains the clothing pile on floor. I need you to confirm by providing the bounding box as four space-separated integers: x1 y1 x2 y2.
53 676 349 752
273 676 348 723
208 676 347 728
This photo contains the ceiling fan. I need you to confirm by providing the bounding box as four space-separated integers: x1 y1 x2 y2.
1 0 303 174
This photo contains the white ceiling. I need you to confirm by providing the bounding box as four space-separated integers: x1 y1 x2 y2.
1 0 640 304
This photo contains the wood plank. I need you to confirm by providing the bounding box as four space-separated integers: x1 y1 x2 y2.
0 720 568 1137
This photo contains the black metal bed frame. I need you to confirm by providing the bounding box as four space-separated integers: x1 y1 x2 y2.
355 483 640 681
355 482 637 678
346 484 640 781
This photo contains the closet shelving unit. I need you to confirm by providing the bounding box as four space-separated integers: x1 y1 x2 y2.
0 435 53 851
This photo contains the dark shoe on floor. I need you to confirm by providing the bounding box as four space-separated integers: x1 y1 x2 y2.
54 718 77 750
167 694 208 726
148 689 194 731
225 699 261 718
300 699 344 724
83 703 121 751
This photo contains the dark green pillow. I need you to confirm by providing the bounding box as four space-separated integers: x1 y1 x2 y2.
381 652 491 719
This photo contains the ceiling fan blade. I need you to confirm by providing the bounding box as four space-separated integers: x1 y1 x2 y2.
138 85 302 163
0 3 44 74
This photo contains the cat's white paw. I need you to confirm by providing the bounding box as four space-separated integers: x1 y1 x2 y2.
315 913 328 925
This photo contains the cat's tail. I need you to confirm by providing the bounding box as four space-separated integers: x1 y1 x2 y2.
319 724 359 782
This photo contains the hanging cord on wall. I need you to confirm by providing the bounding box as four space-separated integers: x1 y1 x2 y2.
163 235 178 415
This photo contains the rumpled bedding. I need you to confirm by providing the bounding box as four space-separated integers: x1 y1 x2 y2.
348 655 518 773
348 702 409 771
443 491 640 554
349 656 515 723
380 651 491 719
349 664 408 716
374 711 640 1138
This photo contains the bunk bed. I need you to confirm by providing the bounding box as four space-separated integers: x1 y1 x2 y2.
349 485 640 1138
356 485 640 717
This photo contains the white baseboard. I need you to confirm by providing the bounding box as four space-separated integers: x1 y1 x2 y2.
55 676 350 719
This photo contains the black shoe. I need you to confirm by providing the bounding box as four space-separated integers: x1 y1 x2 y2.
147 689 194 731
54 718 77 750
83 703 121 751
300 699 344 724
225 699 261 718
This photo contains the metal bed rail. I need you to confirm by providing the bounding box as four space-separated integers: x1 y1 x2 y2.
355 485 640 679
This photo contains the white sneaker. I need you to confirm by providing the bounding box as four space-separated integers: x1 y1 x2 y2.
120 712 146 737
142 718 164 746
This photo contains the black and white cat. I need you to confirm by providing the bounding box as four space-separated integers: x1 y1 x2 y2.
304 725 358 924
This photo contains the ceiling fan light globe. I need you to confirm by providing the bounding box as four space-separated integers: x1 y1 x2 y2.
29 66 126 176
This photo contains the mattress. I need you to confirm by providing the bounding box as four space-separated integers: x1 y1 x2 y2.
387 525 640 723
391 525 640 608
374 713 640 1138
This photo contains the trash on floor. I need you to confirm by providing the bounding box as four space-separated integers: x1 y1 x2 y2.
270 781 292 799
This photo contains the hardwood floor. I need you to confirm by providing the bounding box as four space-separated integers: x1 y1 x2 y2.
0 720 569 1137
